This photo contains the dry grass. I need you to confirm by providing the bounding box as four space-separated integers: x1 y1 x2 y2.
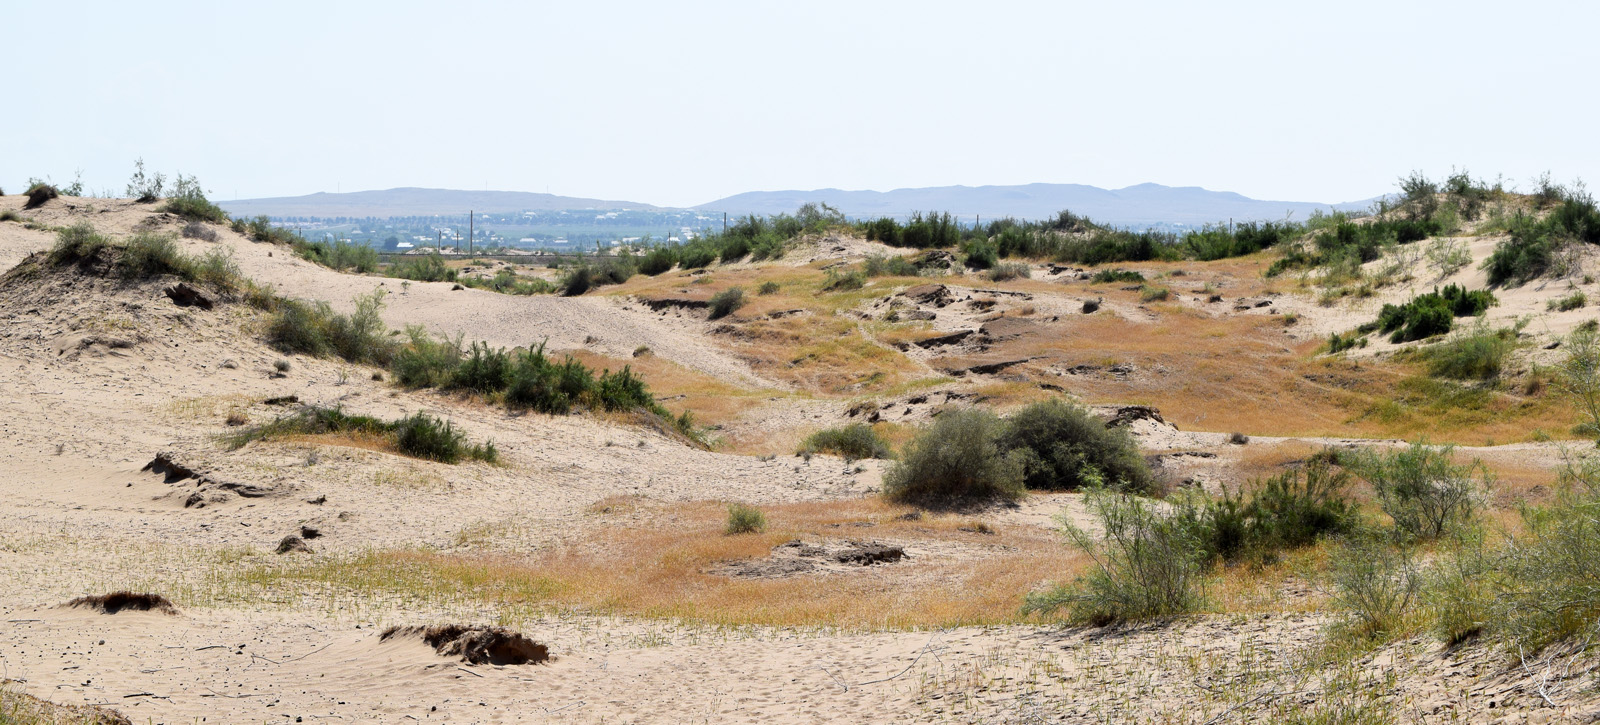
238 498 1089 630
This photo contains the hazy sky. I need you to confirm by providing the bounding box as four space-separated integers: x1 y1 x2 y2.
6 1 1596 208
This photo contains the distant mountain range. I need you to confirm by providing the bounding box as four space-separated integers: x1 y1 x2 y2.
695 183 1379 227
220 183 1379 227
218 188 661 218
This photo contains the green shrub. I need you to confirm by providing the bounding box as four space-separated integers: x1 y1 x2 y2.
591 366 654 412
725 503 766 534
676 241 718 269
389 253 457 282
267 289 398 366
1485 188 1600 286
1326 331 1366 354
448 342 513 393
1091 269 1144 284
1329 533 1420 638
504 343 593 414
998 399 1153 493
393 412 471 463
799 423 892 461
882 408 1025 505
1181 221 1299 261
1195 459 1357 563
298 239 379 273
1024 487 1208 624
392 328 462 388
960 238 998 269
862 254 919 277
757 280 780 295
638 246 676 275
1421 527 1495 645
1352 441 1488 540
561 266 594 296
1490 464 1600 649
1417 321 1514 380
1375 285 1496 342
1138 285 1170 303
708 287 745 320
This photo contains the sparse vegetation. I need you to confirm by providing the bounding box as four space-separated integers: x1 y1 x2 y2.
1372 284 1496 343
222 405 497 464
1351 441 1488 540
1090 269 1144 284
388 252 457 282
23 182 58 209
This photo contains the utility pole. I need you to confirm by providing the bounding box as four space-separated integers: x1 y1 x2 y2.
469 210 474 257
723 212 727 235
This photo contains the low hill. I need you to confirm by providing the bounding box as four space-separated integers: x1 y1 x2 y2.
219 187 662 218
696 182 1378 227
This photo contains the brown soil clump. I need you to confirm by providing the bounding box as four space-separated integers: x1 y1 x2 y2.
65 591 177 615
381 625 551 666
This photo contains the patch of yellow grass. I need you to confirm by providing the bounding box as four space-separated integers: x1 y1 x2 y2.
238 499 1088 630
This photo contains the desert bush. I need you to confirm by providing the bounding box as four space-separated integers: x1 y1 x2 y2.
998 399 1153 493
799 423 892 461
757 280 780 295
1024 486 1208 624
708 287 746 320
1489 461 1600 649
23 182 58 209
1374 284 1496 342
1421 527 1496 645
394 412 483 464
986 261 1030 282
676 241 718 269
1326 331 1366 354
882 408 1025 505
1091 268 1144 284
1352 442 1488 540
1329 533 1421 638
0 210 15 222
392 327 463 388
181 220 220 242
267 289 398 367
1557 327 1600 439
389 253 457 282
1424 236 1471 279
1195 459 1357 563
298 239 379 273
724 503 766 534
862 254 919 277
638 246 677 275
222 405 493 464
560 266 594 296
960 238 999 269
1484 187 1600 286
502 343 591 413
1181 220 1299 261
448 342 513 393
459 268 557 295
126 158 165 202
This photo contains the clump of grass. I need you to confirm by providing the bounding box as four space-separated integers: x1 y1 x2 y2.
724 503 766 534
822 268 866 291
181 220 220 242
267 288 397 366
1091 268 1144 284
1138 285 1170 302
1549 291 1587 312
862 254 919 277
798 423 892 461
708 287 746 320
881 408 1024 505
43 224 242 293
986 261 1030 282
1415 320 1515 380
0 210 20 223
757 280 780 295
222 405 496 464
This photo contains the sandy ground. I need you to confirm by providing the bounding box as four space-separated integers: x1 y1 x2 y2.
1 195 1598 723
